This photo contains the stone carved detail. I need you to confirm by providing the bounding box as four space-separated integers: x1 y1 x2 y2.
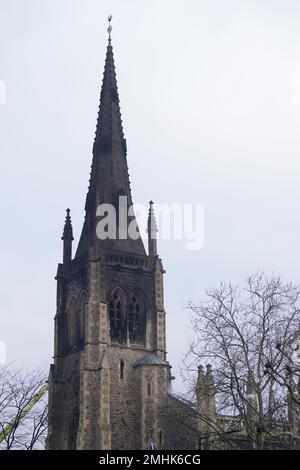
113 274 136 291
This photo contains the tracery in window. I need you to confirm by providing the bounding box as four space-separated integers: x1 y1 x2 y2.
109 291 124 342
128 294 141 342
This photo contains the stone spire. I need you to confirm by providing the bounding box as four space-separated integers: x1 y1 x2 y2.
76 32 145 257
147 201 158 258
61 208 73 264
91 37 126 177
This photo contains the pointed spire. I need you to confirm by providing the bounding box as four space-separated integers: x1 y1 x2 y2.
147 201 158 257
76 24 145 257
62 209 73 264
87 26 128 208
91 33 125 159
62 208 74 241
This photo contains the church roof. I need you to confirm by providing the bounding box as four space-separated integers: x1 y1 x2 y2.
132 354 170 368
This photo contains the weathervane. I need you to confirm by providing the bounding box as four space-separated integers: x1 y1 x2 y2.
107 15 113 41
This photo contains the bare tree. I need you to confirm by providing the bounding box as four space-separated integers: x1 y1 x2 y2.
0 364 48 450
264 338 300 446
185 272 300 449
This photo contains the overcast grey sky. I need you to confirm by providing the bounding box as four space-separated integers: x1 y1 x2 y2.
1 0 300 391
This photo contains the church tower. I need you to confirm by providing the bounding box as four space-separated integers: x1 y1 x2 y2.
46 25 170 450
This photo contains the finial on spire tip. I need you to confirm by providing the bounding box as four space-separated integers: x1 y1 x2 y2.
62 208 74 242
107 15 113 42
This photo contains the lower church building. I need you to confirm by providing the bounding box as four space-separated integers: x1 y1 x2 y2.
46 27 212 450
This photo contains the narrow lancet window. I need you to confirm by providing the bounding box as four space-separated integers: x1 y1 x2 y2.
128 295 141 342
120 359 125 380
109 292 123 341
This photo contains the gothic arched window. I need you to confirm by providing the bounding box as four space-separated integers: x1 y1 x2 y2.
128 294 142 342
109 291 124 342
67 297 77 349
